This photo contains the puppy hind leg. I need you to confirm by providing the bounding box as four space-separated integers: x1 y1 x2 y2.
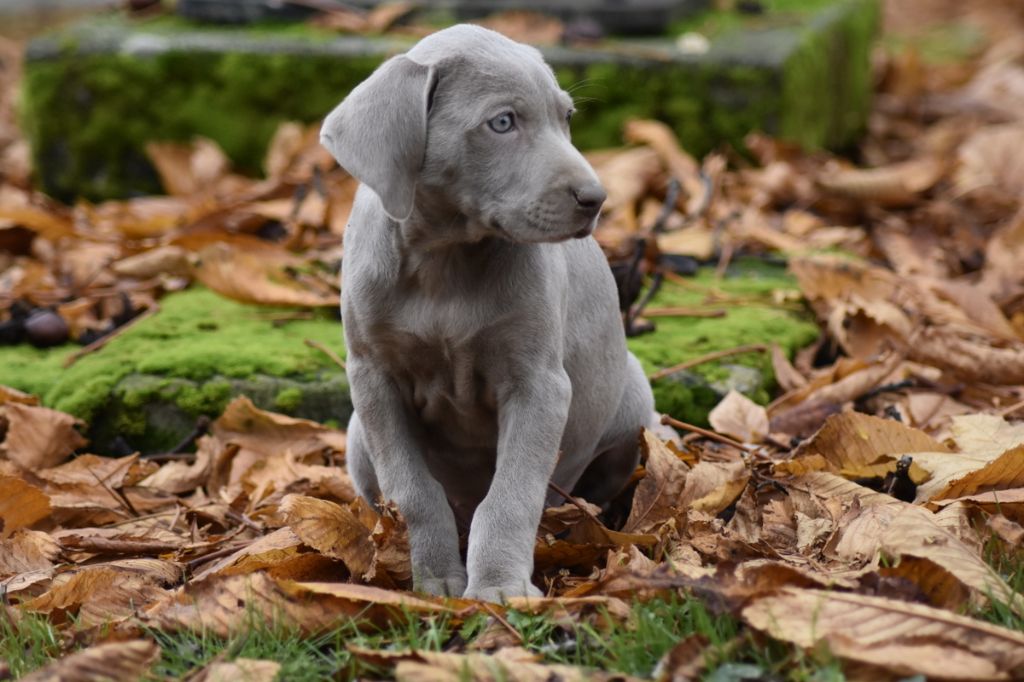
571 353 653 505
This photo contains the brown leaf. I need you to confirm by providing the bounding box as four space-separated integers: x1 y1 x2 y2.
195 658 281 682
0 476 50 539
623 119 705 212
85 196 199 239
192 242 339 307
22 564 172 625
817 157 946 207
652 633 711 682
623 430 689 533
19 640 159 682
743 587 1024 680
1 402 87 469
905 326 1024 385
146 571 449 637
207 397 346 495
792 411 944 478
145 137 231 197
191 528 303 582
476 11 564 46
110 245 192 280
280 494 375 578
928 444 1024 501
394 648 641 682
680 460 750 515
138 446 212 495
988 514 1024 546
708 390 768 443
956 124 1024 203
0 384 38 406
769 344 807 392
0 529 60 575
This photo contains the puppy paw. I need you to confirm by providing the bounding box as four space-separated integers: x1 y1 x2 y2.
417 574 468 598
464 581 543 603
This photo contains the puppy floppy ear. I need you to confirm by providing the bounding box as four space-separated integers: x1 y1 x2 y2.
320 55 436 222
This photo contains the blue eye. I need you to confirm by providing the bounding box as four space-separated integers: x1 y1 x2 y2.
488 113 515 133
566 109 574 123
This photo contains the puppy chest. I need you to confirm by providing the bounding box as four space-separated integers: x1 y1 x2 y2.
372 328 499 441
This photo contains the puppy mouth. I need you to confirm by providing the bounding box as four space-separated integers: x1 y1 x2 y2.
573 225 593 239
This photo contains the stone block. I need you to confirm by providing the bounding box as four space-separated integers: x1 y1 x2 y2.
21 0 878 201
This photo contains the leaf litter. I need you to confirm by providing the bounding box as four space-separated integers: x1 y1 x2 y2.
3 1 1024 680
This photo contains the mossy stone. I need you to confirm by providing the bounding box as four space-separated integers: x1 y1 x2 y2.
0 261 817 452
22 0 877 201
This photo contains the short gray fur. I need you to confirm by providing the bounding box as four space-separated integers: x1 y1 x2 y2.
320 24 655 601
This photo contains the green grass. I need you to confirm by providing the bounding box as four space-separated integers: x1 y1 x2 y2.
0 608 64 678
0 592 844 680
7 567 1019 680
976 535 1024 631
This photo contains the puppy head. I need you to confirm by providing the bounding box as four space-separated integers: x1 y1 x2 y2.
320 25 605 241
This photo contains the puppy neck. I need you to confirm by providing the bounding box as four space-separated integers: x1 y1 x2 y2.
392 199 518 294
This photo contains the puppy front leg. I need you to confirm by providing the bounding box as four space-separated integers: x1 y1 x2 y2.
464 370 571 601
349 360 466 596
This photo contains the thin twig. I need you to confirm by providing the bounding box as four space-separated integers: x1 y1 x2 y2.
643 306 726 318
648 343 768 381
87 464 139 518
661 414 753 452
998 397 1024 417
547 480 603 526
481 603 526 644
63 304 159 368
184 539 251 571
650 178 680 235
305 338 346 371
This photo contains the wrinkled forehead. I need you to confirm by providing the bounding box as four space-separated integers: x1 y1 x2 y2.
408 25 571 113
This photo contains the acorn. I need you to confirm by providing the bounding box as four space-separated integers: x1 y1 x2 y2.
25 309 70 348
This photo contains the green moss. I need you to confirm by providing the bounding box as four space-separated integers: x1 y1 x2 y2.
22 40 385 201
627 259 819 422
274 386 304 412
880 22 985 65
0 286 345 423
780 0 879 150
670 0 837 37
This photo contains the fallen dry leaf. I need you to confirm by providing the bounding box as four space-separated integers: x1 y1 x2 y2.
0 529 60 575
744 587 1024 680
192 242 339 308
0 402 87 469
18 640 160 682
623 429 689 534
280 493 375 578
708 390 769 443
0 476 50 539
194 658 281 682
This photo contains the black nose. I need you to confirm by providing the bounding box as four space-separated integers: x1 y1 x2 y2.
572 183 607 213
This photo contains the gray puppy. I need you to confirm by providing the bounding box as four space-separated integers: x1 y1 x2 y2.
320 24 655 602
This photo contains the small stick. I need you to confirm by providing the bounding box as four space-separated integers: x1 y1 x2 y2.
87 465 139 518
660 414 753 452
998 397 1024 417
547 480 602 526
648 343 768 381
63 304 159 368
305 338 346 371
643 307 726 318
481 603 526 644
184 539 250 570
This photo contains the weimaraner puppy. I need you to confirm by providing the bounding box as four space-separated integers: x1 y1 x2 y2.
320 24 655 602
